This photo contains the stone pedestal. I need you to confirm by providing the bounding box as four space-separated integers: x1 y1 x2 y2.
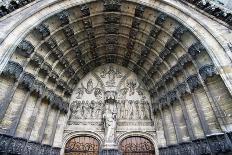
100 148 122 155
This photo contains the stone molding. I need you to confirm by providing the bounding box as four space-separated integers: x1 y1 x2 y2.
0 133 61 155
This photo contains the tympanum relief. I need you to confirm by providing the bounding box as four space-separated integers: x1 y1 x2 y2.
67 64 155 146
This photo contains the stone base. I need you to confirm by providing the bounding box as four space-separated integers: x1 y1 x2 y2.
100 148 122 155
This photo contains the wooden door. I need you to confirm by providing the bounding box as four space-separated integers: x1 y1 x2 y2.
120 136 155 155
65 136 100 155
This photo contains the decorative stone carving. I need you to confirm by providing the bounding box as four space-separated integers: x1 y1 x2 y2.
7 137 26 154
32 80 46 96
35 23 50 39
155 13 167 26
132 17 140 29
24 141 41 155
2 61 23 79
166 38 178 50
49 71 59 82
186 74 201 92
188 42 205 58
19 72 35 90
176 82 189 96
59 57 69 68
16 40 34 58
104 14 120 24
63 26 74 37
31 53 44 66
173 25 187 40
105 24 119 34
0 134 12 153
178 54 191 66
45 38 57 50
134 4 145 18
149 25 160 38
40 62 52 74
159 48 170 60
199 64 216 80
167 90 177 103
103 0 121 12
80 4 90 17
57 11 69 26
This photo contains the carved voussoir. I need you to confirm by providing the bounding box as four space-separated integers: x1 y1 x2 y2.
30 53 44 66
155 13 167 26
57 11 69 26
103 0 121 12
134 4 145 18
32 80 46 96
188 42 205 58
16 40 34 58
176 82 189 96
35 23 50 39
80 4 90 17
173 25 187 40
2 61 23 80
187 74 202 91
199 64 217 80
19 72 35 90
40 62 52 74
104 13 120 24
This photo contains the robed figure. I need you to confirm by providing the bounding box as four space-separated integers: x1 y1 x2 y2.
103 108 117 144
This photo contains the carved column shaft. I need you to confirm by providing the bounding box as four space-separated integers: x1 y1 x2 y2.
169 104 183 143
49 110 60 146
159 108 170 145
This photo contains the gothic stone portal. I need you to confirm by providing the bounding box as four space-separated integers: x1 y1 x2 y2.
65 64 156 152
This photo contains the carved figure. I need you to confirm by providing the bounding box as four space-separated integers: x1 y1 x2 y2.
126 79 137 96
103 108 117 143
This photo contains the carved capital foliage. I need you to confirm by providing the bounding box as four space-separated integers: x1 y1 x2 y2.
2 61 23 80
188 42 205 58
80 4 90 17
32 80 46 96
155 13 167 26
19 72 35 90
31 53 44 66
16 40 34 58
135 4 145 18
57 11 69 26
187 74 201 91
35 23 50 39
199 64 216 80
103 0 121 12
